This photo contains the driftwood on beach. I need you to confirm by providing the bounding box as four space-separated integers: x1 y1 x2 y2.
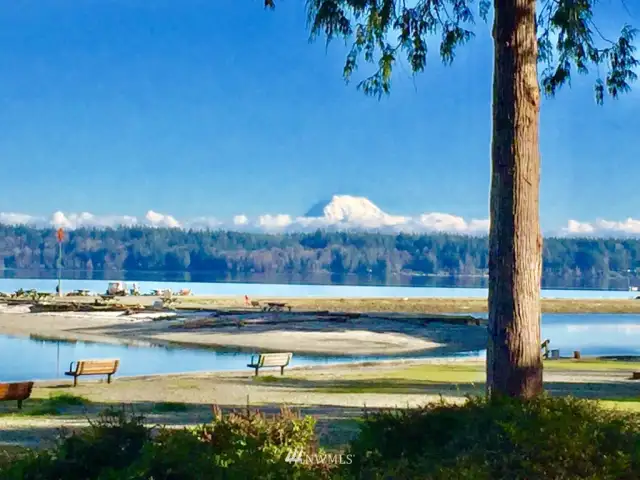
172 315 351 330
27 302 146 314
171 311 484 330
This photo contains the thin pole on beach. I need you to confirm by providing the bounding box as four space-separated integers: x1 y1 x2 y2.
57 242 62 296
56 228 64 297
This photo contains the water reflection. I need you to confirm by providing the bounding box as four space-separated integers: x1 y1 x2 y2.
0 269 634 291
2 313 640 381
542 314 640 356
2 334 462 383
0 278 638 300
470 313 640 357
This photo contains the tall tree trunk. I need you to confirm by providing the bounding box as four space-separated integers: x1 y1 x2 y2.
487 0 543 399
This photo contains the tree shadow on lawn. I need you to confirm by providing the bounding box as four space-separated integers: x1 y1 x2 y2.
0 395 370 451
248 375 640 400
2 377 639 453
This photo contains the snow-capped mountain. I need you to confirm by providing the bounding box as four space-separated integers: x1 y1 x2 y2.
303 195 408 228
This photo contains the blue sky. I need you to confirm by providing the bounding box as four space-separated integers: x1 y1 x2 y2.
0 0 639 234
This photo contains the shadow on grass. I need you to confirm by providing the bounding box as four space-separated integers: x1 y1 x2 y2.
0 396 201 420
0 396 371 452
247 374 640 400
0 393 90 417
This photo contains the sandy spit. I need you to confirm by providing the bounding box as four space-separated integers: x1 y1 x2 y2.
0 307 486 356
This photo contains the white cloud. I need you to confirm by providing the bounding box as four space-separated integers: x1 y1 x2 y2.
145 210 180 229
233 215 249 226
50 211 138 229
562 219 596 235
0 212 40 226
413 213 489 234
10 195 640 237
0 196 481 235
560 218 640 237
257 214 293 229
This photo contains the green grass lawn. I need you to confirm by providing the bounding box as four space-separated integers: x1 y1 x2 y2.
0 393 90 417
597 400 640 412
293 359 640 399
544 358 640 371
383 363 485 382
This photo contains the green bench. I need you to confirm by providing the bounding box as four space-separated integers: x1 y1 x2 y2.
247 352 292 376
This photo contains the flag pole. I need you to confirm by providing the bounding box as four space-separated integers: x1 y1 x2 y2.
56 228 64 297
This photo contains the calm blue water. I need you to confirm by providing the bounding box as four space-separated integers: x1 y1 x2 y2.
0 335 479 382
472 313 640 357
0 278 637 300
2 314 640 382
541 314 640 356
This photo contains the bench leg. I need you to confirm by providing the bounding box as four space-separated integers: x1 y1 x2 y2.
280 366 285 376
17 399 23 409
73 376 78 387
254 367 259 377
107 374 112 384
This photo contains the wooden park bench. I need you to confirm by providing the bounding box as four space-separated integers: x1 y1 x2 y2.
0 381 34 409
247 352 292 376
65 359 120 387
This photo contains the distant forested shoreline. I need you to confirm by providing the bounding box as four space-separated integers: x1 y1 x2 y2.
0 225 637 284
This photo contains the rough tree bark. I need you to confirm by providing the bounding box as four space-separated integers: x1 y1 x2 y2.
487 0 543 399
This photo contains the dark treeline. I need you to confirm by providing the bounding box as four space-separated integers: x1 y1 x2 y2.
0 225 636 281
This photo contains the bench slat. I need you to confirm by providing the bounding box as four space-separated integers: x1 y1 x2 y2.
73 359 119 375
66 359 120 386
0 381 34 406
261 356 291 366
247 353 292 376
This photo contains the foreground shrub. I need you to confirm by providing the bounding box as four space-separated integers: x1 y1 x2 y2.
1 408 150 480
0 406 330 480
130 405 329 479
342 395 640 479
5 396 640 479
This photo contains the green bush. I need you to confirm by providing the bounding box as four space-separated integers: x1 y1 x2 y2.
5 396 640 479
130 406 330 479
6 408 150 480
0 406 330 480
341 395 640 479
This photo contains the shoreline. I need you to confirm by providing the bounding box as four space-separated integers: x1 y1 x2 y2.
172 296 640 314
16 355 489 384
5 294 640 314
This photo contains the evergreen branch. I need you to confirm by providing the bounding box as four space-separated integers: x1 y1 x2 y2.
264 0 637 103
